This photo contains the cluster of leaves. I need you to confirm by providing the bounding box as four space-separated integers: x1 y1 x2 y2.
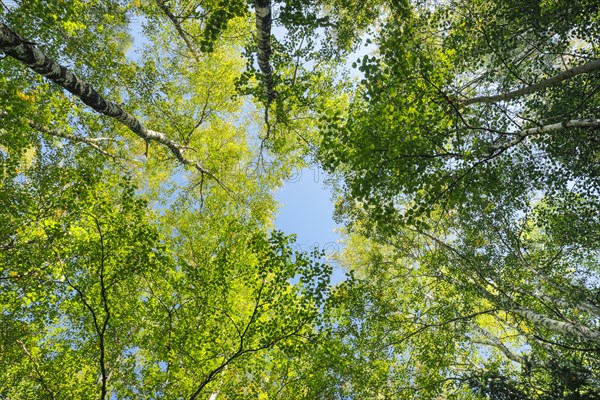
321 0 600 226
0 140 335 397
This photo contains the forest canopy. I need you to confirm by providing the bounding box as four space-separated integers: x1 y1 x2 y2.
1 0 600 398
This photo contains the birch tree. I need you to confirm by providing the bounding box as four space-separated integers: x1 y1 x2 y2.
0 0 338 398
5 0 600 398
318 0 600 396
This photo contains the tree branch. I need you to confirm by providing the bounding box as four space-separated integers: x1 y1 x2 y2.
16 339 57 400
94 217 110 400
460 59 600 106
154 0 200 62
0 109 130 161
470 323 526 365
488 119 600 154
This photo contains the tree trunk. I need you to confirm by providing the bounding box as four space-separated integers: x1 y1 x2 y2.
0 23 212 176
511 307 600 345
254 0 276 102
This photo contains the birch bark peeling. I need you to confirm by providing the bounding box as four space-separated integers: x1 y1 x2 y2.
0 23 212 176
254 0 276 102
461 58 600 106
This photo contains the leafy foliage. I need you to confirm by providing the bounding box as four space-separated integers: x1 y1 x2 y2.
2 0 600 398
317 0 600 397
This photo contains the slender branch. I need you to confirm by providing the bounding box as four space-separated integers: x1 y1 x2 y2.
63 274 107 397
385 309 499 347
0 109 130 161
534 291 600 319
54 217 111 400
188 279 266 400
290 35 305 88
154 0 200 62
531 334 600 353
187 279 313 400
487 221 600 319
413 226 600 346
16 340 57 399
94 217 110 400
460 59 600 106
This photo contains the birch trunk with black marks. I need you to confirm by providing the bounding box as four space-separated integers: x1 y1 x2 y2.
0 23 213 177
254 0 276 102
511 307 600 345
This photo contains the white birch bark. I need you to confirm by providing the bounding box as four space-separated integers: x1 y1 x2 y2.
254 0 276 102
0 23 215 178
489 119 600 153
470 323 526 365
461 59 600 106
511 307 600 345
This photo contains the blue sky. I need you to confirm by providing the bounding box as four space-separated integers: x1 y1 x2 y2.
274 166 346 283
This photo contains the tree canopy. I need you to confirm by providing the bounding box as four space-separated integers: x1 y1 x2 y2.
1 0 599 398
